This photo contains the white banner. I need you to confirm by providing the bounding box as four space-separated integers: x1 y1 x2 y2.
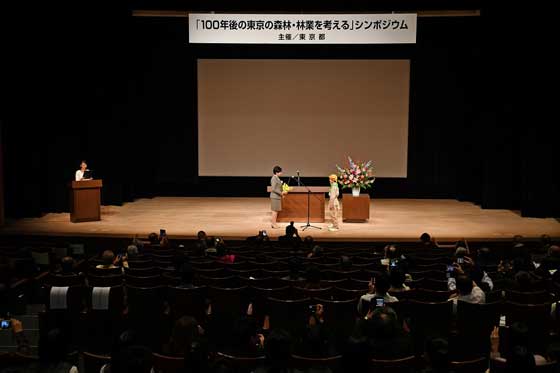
189 14 417 44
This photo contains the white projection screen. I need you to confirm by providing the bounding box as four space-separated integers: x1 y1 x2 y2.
198 59 410 177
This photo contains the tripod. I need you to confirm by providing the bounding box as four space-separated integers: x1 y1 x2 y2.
298 179 322 231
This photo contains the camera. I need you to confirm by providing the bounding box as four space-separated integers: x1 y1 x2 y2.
457 257 464 264
375 298 385 307
1 320 11 329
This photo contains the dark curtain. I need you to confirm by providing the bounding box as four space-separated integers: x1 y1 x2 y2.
2 5 558 219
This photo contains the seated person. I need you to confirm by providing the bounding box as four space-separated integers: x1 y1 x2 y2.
384 244 409 274
301 303 335 357
162 315 207 372
420 232 440 250
388 268 411 293
448 253 494 292
279 221 302 248
147 232 160 246
96 250 119 269
303 235 315 250
227 304 265 357
307 245 323 259
58 256 77 276
159 235 170 249
246 231 272 249
367 306 413 360
421 338 451 373
255 329 292 373
490 322 546 367
216 240 235 264
358 273 398 315
448 274 485 314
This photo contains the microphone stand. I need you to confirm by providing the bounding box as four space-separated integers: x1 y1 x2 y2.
294 177 321 231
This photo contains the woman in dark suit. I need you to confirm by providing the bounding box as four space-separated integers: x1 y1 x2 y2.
270 165 286 229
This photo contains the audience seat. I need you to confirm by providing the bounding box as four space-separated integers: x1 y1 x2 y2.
370 355 417 373
152 353 185 373
82 351 110 373
291 354 342 372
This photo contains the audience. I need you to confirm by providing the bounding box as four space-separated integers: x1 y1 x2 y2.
96 250 119 269
59 256 76 276
216 241 235 264
307 245 323 259
38 328 78 373
1 233 559 373
358 273 398 315
422 338 451 373
255 329 292 373
100 329 139 373
420 232 439 250
448 274 485 314
388 268 411 294
148 232 159 245
491 322 546 368
367 306 413 359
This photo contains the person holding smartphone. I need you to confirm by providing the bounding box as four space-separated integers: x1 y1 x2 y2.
357 273 398 316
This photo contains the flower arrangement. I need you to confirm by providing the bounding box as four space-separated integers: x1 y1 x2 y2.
282 183 292 193
335 156 375 190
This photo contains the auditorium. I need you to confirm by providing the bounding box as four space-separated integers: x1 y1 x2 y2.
0 1 559 372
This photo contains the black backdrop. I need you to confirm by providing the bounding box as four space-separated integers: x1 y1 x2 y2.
2 4 558 219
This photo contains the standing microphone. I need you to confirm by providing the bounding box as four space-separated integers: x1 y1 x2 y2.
296 170 301 186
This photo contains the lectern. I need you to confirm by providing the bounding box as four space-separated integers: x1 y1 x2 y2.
69 179 103 222
266 186 329 222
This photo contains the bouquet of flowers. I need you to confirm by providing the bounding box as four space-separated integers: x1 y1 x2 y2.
282 183 292 193
336 156 375 190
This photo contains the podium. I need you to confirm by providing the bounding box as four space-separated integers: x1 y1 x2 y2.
342 193 370 222
69 179 102 222
267 186 329 223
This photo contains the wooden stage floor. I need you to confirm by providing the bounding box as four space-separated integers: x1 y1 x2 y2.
1 197 559 242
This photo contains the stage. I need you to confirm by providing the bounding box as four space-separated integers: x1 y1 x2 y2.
1 197 559 242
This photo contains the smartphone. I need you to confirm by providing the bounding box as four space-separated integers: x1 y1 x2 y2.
457 257 464 264
375 298 385 307
0 320 10 329
262 230 267 237
390 259 398 268
160 229 166 237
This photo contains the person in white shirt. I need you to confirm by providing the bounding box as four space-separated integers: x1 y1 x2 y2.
358 273 399 315
75 160 92 181
448 274 485 315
